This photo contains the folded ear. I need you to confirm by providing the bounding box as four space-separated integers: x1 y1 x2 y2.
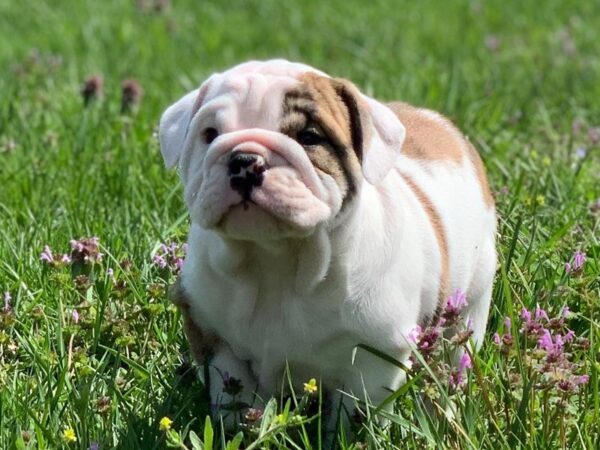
360 96 406 185
332 78 405 185
158 89 200 168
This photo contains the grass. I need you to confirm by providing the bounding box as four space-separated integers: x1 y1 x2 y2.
0 0 598 448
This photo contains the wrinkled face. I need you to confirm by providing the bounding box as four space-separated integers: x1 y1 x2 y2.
159 61 405 240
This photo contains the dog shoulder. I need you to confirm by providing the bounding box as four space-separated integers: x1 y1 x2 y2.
387 101 494 208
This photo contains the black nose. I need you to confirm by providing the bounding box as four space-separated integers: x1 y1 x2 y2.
227 152 266 202
227 152 259 176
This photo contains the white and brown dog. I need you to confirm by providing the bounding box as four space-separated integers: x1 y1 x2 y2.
159 60 496 420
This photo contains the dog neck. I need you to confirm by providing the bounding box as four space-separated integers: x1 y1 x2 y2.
189 181 395 298
194 224 332 296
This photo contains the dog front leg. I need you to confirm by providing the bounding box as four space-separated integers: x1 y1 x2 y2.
204 344 259 428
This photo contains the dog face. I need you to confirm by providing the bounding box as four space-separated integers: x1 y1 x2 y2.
159 60 405 240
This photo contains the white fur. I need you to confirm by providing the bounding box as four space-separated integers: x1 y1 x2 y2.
159 60 497 418
360 96 406 184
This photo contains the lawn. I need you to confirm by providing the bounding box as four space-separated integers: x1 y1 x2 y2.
0 0 598 448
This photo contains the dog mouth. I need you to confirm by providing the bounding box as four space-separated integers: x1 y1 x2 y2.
212 161 332 237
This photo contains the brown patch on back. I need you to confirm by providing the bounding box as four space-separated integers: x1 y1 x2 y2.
169 278 220 364
388 101 494 208
399 173 450 325
280 74 365 199
386 102 463 163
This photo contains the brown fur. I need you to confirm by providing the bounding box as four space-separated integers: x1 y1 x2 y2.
387 102 494 208
169 278 220 364
280 74 366 199
386 102 463 163
399 173 450 325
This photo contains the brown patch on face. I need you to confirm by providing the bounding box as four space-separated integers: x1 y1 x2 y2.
280 73 365 200
169 278 220 364
399 173 450 325
386 102 463 163
465 140 495 208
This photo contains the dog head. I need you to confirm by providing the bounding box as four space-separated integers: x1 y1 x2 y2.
159 60 405 240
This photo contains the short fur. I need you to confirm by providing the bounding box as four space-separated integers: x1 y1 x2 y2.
158 59 497 423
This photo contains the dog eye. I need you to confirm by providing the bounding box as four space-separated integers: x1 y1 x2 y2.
203 127 219 144
297 128 327 147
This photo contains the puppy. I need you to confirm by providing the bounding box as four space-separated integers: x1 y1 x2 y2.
159 60 496 421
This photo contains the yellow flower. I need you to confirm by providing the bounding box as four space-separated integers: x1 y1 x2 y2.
159 416 173 431
275 413 286 424
536 195 545 206
62 427 77 443
542 156 551 167
303 378 318 394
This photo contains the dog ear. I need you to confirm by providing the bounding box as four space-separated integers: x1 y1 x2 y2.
334 79 405 185
159 78 214 168
159 89 199 168
360 96 406 184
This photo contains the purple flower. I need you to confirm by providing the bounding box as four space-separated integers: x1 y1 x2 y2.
41 245 54 263
447 289 467 310
407 325 422 343
493 332 501 345
3 291 11 312
70 240 84 252
89 442 100 450
152 254 167 269
573 250 586 271
152 241 186 272
537 328 566 364
81 75 103 105
442 289 468 324
563 329 575 342
121 79 144 112
484 35 501 52
61 254 72 264
459 353 473 371
564 262 572 273
244 408 263 422
450 354 472 388
72 309 80 324
537 329 554 352
574 147 587 159
504 316 512 330
561 306 571 318
521 307 532 323
575 375 589 385
70 237 103 264
535 306 549 322
222 372 243 395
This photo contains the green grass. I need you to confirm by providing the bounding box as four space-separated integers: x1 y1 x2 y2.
0 0 598 448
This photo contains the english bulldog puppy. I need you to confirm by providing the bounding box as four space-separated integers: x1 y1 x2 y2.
159 59 497 422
